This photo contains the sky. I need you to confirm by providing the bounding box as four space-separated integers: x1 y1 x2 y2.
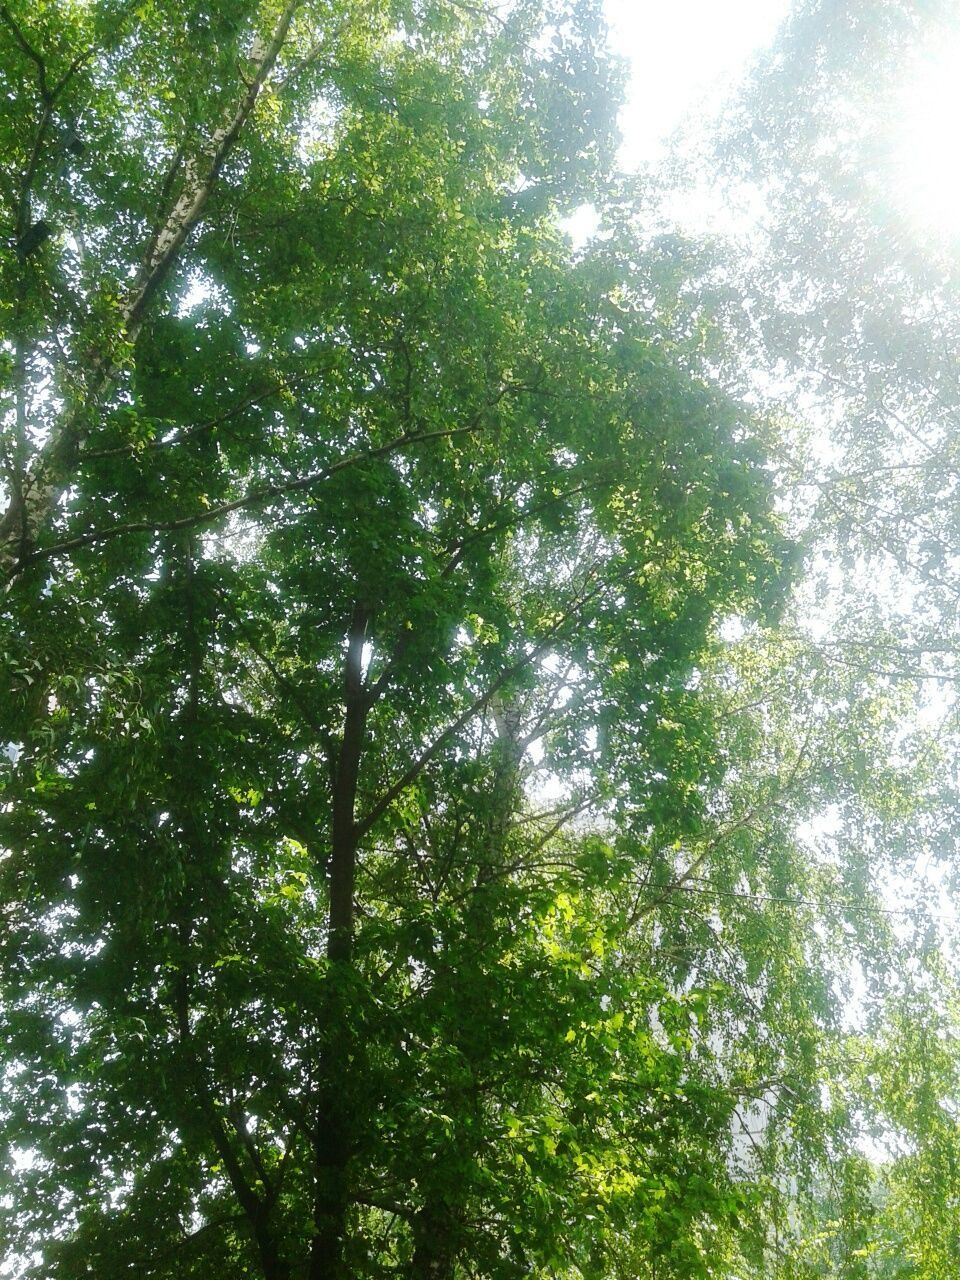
606 0 794 170
602 1 960 1043
605 1 960 244
890 29 960 241
561 0 793 244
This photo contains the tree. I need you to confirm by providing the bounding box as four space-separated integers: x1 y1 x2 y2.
0 1 912 1276
671 1 960 1269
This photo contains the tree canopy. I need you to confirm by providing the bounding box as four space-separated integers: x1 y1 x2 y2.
4 1 960 1277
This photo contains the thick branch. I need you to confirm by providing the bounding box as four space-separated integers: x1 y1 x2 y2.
125 0 302 330
17 420 488 575
0 5 50 97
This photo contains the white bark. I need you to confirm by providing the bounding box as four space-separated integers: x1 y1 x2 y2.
0 0 301 586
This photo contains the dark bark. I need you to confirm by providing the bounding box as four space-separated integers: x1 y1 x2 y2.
309 603 371 1280
327 600 370 966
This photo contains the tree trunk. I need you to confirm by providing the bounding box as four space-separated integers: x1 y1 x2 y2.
409 1200 462 1280
0 0 300 586
309 603 370 1280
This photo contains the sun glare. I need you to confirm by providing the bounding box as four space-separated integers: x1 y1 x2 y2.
891 38 960 241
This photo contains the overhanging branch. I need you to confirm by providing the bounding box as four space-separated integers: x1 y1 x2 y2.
17 418 496 575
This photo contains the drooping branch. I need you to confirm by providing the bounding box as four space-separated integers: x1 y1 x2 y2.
630 731 814 927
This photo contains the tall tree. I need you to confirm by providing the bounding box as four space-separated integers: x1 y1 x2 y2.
0 1 913 1276
679 1 960 1267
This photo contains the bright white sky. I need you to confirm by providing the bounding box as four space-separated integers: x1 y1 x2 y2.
891 31 960 241
562 0 793 243
603 0 960 1020
606 0 794 169
606 0 960 245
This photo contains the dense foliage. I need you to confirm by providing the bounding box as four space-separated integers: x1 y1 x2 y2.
3 0 958 1277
